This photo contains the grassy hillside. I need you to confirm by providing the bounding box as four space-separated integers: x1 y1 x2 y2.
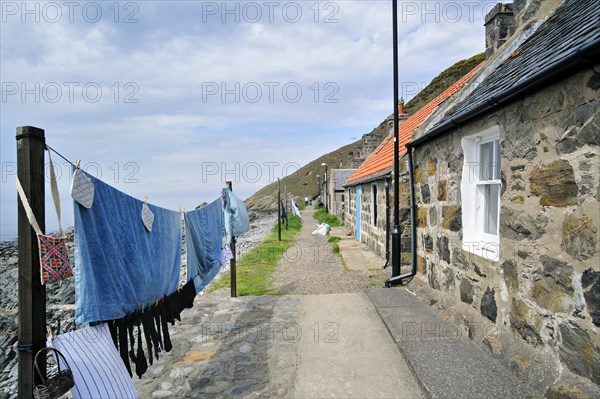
246 140 360 211
245 53 485 211
404 53 485 115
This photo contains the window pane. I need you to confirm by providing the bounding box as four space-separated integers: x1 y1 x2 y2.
483 184 500 235
494 139 501 180
479 142 494 180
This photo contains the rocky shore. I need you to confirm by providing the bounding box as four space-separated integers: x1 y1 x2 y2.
0 210 277 398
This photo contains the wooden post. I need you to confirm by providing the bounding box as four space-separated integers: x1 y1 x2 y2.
226 181 236 298
277 178 281 241
16 126 46 399
284 186 288 230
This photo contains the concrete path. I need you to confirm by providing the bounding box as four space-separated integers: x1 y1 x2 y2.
294 293 424 399
330 226 386 271
366 288 541 399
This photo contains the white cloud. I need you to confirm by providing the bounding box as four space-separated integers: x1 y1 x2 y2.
0 0 490 239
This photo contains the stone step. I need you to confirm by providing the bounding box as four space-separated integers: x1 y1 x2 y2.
366 288 540 399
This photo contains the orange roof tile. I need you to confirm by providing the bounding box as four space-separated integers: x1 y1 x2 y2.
346 63 483 185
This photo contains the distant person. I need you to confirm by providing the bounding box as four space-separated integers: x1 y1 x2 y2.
304 197 308 205
309 199 313 206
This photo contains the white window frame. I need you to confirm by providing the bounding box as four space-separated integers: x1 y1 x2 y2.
461 126 501 261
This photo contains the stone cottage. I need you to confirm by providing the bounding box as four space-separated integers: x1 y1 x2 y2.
343 66 482 258
398 0 599 394
328 169 356 222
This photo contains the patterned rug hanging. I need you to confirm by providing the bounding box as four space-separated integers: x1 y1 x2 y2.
16 147 73 285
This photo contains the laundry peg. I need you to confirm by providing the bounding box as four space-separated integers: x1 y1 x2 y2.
74 159 81 169
141 198 154 232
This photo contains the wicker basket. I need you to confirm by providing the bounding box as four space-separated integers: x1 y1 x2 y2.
32 347 75 399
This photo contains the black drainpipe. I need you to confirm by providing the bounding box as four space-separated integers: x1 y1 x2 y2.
382 176 391 269
384 35 600 287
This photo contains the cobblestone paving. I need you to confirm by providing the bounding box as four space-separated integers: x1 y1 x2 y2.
134 289 301 398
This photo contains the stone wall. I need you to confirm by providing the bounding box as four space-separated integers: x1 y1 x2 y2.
364 180 388 257
345 180 385 256
331 191 346 222
405 66 600 392
344 177 410 265
345 186 357 237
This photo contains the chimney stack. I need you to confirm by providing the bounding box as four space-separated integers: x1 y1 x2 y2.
398 98 405 115
484 3 516 59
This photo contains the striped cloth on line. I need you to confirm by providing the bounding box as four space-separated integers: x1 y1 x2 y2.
49 323 137 399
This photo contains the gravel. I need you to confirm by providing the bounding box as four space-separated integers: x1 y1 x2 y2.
271 208 388 295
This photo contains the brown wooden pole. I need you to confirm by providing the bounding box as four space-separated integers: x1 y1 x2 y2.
226 181 236 297
16 126 46 399
284 186 288 230
277 178 281 241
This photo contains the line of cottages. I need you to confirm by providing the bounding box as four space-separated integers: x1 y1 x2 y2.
323 0 599 394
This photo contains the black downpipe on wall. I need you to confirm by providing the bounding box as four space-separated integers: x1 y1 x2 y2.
382 176 391 269
386 149 417 285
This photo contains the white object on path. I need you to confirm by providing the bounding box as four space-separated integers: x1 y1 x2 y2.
311 223 330 236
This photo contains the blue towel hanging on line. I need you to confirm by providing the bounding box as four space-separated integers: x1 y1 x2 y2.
222 187 249 244
184 198 224 294
74 173 182 325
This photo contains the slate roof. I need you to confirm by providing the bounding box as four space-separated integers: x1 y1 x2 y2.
332 169 356 191
432 0 600 128
345 63 483 186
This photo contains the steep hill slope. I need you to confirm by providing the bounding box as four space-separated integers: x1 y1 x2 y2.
245 53 485 211
245 140 359 211
404 53 485 115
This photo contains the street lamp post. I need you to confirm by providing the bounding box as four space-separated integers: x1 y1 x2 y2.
321 162 328 213
391 0 401 280
317 174 320 205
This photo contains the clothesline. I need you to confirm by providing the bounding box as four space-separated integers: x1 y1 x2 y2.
65 144 247 383
41 143 250 312
26 142 303 394
46 145 217 213
46 144 77 169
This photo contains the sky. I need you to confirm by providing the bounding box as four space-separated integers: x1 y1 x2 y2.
0 0 496 240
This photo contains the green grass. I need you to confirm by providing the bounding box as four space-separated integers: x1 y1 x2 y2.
210 215 302 296
297 201 306 211
327 235 341 244
331 242 340 254
313 208 343 227
326 235 348 271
